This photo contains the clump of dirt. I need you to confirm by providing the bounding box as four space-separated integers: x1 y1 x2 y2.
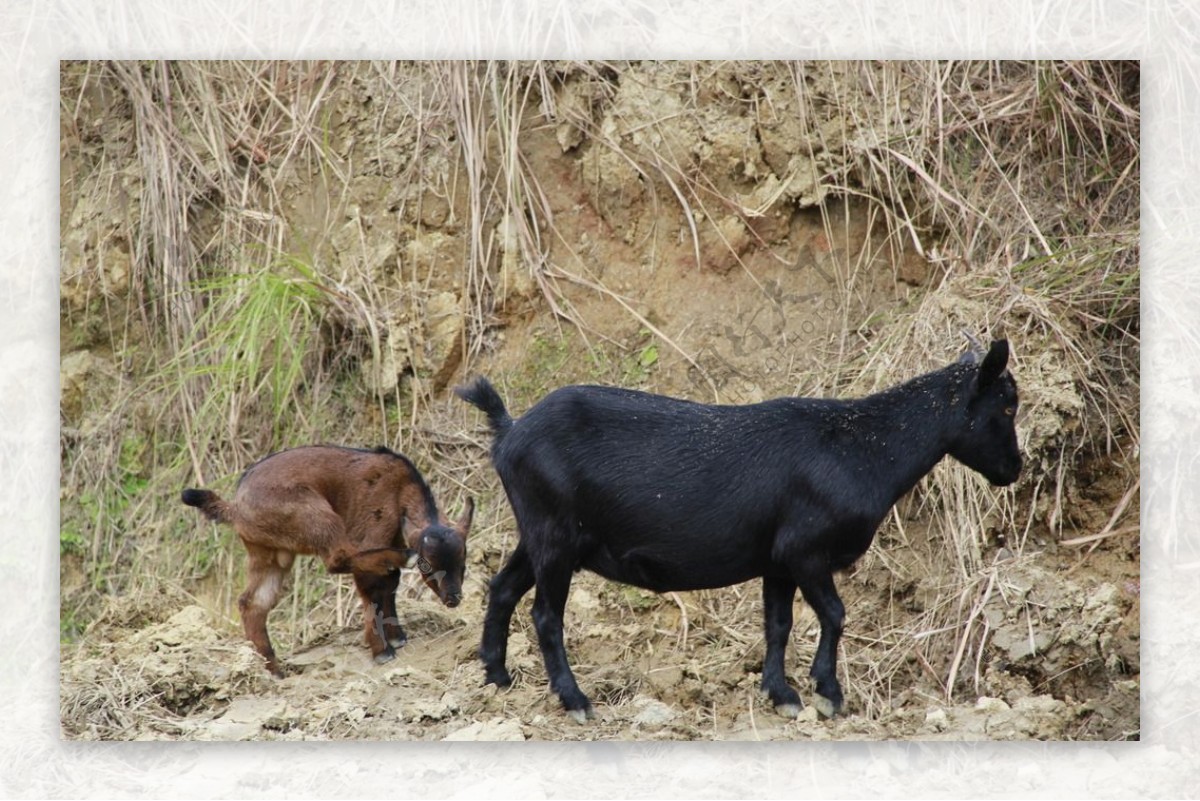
61 605 269 740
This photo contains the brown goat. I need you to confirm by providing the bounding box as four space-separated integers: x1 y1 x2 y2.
181 445 473 676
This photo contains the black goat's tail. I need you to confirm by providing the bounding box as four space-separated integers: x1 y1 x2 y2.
181 488 234 524
454 376 514 442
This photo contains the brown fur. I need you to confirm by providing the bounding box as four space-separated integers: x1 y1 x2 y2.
182 445 473 675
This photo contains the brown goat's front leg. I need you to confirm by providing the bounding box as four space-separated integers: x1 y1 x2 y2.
347 548 410 661
353 568 404 664
378 570 406 649
239 544 294 677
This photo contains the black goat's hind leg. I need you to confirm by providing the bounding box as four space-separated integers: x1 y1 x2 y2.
530 563 593 723
479 542 535 688
761 575 803 717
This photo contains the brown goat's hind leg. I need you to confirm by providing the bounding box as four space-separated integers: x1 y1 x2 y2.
239 544 293 677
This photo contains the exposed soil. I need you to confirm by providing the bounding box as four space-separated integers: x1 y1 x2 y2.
61 542 1139 741
59 61 1139 741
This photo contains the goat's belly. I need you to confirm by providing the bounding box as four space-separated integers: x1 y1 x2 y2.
581 545 763 592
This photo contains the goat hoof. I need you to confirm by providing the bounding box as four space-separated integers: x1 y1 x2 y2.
484 669 514 688
374 649 397 665
565 706 595 725
812 694 840 719
775 703 803 719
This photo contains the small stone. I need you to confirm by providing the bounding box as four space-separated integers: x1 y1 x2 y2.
442 717 525 741
632 696 678 727
975 696 1011 713
924 707 949 732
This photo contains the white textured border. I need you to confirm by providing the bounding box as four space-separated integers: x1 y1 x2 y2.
4 1 1195 797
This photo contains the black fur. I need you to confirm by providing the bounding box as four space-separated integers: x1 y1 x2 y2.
456 340 1021 720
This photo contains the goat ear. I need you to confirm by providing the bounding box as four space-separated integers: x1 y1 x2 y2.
958 329 985 364
978 339 1010 386
456 497 475 537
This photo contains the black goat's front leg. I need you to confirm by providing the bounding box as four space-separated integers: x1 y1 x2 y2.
761 575 803 717
479 542 535 688
530 567 593 723
795 561 846 717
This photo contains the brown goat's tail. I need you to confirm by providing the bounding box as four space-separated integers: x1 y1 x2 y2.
181 488 234 524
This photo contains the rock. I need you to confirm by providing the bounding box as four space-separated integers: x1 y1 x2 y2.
422 290 464 391
60 349 116 425
631 696 678 727
127 605 217 649
645 666 683 693
405 230 460 274
202 697 290 741
359 287 463 394
406 692 460 722
571 587 600 611
580 132 646 240
495 214 536 307
924 707 949 732
796 704 820 723
700 215 751 274
417 193 452 229
362 318 411 395
442 717 525 741
975 696 1011 713
551 77 593 153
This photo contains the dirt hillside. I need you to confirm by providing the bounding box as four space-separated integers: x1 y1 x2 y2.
59 60 1140 741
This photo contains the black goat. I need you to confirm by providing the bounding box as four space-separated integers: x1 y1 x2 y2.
456 339 1021 722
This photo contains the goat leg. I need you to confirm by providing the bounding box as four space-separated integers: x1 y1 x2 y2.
530 568 594 723
796 561 846 717
761 575 803 717
479 542 535 688
239 544 291 677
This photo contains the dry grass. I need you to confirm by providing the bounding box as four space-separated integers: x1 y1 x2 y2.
804 60 1139 702
60 60 1138 728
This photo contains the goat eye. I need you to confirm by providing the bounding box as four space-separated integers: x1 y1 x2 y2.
1004 406 1016 417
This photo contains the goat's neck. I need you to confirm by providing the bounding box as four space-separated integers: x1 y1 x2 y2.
851 366 968 509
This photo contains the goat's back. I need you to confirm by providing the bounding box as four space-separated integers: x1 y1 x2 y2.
229 446 435 551
488 386 880 588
